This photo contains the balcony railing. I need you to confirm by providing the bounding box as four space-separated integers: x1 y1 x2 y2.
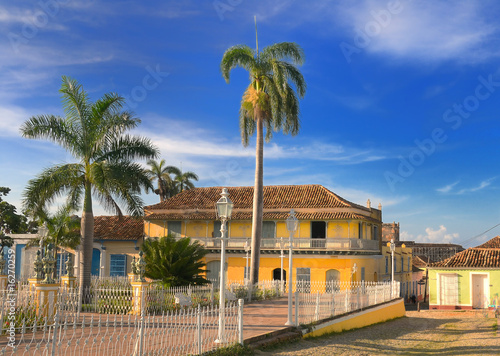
186 237 380 252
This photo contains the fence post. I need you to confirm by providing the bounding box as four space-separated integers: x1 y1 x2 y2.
314 292 320 321
294 289 299 326
331 293 335 317
238 299 244 345
51 311 59 356
345 291 349 313
210 284 214 305
197 304 202 354
138 312 145 356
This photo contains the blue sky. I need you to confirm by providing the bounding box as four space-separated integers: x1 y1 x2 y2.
1 0 500 247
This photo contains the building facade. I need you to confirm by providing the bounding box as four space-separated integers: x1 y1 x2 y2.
428 236 500 310
144 185 409 287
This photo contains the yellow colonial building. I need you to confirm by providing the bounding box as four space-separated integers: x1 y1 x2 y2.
143 184 406 286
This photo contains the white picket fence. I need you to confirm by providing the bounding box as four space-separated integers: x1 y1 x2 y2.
295 281 400 325
0 286 243 355
0 280 400 354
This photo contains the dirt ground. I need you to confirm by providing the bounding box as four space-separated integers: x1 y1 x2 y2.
260 310 499 356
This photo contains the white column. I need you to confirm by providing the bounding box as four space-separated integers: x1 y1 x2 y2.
100 248 106 277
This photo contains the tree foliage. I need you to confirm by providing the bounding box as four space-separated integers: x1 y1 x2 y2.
142 235 209 287
0 187 31 233
145 160 199 201
220 40 306 284
20 76 158 291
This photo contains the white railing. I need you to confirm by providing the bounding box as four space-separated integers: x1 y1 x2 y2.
294 281 400 325
0 287 244 355
185 237 379 251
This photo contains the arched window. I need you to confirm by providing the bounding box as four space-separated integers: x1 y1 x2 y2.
326 269 341 292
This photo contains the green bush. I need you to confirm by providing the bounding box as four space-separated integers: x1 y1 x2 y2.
205 343 253 356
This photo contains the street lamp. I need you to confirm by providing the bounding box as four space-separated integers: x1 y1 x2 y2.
279 237 285 294
244 239 250 286
387 238 395 298
285 209 298 326
215 188 233 344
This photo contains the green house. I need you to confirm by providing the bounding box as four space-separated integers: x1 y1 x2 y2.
428 236 500 310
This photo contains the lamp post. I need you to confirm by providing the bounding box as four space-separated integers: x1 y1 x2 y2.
387 238 395 298
215 188 233 344
244 239 250 286
285 209 298 326
279 237 285 294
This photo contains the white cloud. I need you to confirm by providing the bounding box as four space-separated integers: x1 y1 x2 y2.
400 230 413 241
0 105 32 137
457 178 495 194
436 181 460 193
138 115 386 165
336 0 500 63
436 178 496 194
415 225 459 243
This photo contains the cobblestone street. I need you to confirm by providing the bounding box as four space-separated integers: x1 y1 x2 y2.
264 310 499 356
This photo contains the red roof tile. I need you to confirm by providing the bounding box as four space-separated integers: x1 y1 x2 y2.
429 248 500 268
429 236 500 268
145 185 369 211
146 211 378 222
94 216 144 241
475 236 500 249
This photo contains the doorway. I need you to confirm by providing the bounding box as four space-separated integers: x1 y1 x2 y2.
272 268 286 282
472 274 488 309
311 221 326 247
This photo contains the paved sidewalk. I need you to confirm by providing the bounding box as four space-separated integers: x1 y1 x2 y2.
242 297 291 341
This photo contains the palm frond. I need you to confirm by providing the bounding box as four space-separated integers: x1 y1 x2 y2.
19 115 79 155
22 164 84 213
98 134 159 162
260 42 305 66
59 76 90 126
220 45 256 83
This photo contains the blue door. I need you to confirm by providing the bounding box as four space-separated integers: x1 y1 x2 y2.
91 249 101 276
15 244 25 279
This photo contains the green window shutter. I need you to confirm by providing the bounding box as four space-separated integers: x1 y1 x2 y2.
168 221 182 237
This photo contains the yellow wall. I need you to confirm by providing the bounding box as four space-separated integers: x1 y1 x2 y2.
229 221 252 238
145 219 382 241
204 254 383 286
304 298 405 338
101 241 141 276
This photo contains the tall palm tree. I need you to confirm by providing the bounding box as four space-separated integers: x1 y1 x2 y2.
20 76 159 295
173 169 199 193
145 159 178 202
221 41 306 285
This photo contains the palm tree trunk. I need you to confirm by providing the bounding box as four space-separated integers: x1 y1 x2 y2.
80 183 94 302
250 113 264 286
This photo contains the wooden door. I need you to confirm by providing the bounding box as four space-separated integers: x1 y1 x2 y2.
472 274 488 309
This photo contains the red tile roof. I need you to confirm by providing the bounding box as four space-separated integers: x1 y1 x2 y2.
146 211 379 222
93 216 144 241
476 236 500 249
146 185 369 211
429 236 500 268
